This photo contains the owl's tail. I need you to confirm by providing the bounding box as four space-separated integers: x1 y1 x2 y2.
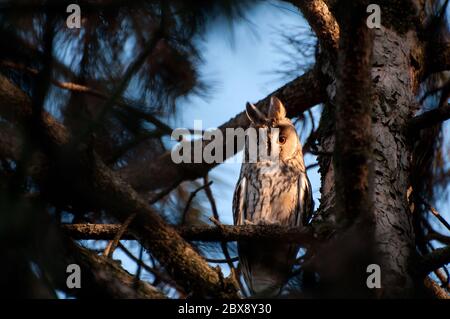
238 241 298 297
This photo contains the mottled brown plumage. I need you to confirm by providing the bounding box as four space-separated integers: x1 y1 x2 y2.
233 96 313 297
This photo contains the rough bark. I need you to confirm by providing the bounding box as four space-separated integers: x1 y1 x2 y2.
314 1 425 297
289 0 340 52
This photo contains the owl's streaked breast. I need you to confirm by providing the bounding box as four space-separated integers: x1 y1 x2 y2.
242 164 300 225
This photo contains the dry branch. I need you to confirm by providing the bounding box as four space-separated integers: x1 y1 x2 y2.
427 232 450 245
68 240 167 299
62 223 316 243
424 277 450 299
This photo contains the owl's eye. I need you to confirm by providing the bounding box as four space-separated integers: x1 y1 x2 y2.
279 135 287 145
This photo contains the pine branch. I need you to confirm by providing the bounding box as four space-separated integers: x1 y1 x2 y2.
288 0 340 52
62 223 315 243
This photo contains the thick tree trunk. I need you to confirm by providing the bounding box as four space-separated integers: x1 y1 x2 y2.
315 1 425 297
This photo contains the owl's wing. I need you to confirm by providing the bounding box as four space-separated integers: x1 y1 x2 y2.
232 176 247 225
297 173 314 226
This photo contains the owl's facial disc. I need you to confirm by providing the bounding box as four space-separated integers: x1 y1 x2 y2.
276 123 300 161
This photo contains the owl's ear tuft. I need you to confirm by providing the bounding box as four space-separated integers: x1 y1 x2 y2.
268 96 287 121
246 102 266 124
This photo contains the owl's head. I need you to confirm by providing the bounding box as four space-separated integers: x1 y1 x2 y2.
245 96 301 162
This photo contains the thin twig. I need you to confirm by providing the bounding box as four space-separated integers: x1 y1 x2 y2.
103 212 137 258
203 176 241 291
117 242 185 296
0 60 174 136
181 181 213 225
133 244 144 289
420 197 450 232
77 25 165 142
426 231 450 245
149 178 182 205
63 223 316 243
204 257 239 263
306 163 319 171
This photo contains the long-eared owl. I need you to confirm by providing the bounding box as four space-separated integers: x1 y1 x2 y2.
232 96 314 297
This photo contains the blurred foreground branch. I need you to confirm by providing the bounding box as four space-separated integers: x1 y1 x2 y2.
0 73 239 298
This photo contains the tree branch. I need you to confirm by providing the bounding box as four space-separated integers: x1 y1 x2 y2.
36 215 166 299
0 60 173 135
426 232 450 246
408 103 450 131
67 240 167 299
116 242 185 296
62 223 315 243
288 0 339 52
423 277 450 299
419 246 450 276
